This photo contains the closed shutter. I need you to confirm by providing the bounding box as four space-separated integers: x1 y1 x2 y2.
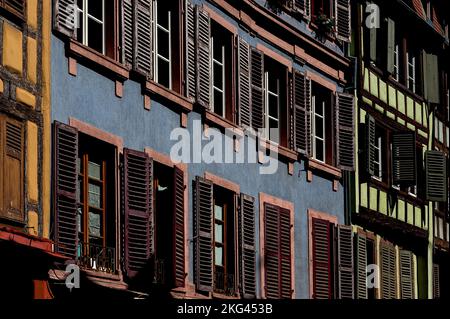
355 233 368 299
279 208 292 299
423 53 440 104
186 1 196 100
399 249 414 299
380 241 397 299
135 0 153 79
194 176 214 292
123 148 153 278
250 48 264 130
336 93 355 171
239 194 256 299
53 0 76 37
122 0 135 67
365 114 376 176
425 150 447 202
196 7 211 109
54 122 78 257
293 70 311 156
238 37 251 127
392 132 416 186
312 218 332 299
3 0 25 18
388 243 397 299
173 167 186 287
337 225 354 299
336 0 351 42
433 264 440 299
386 18 396 75
293 0 310 19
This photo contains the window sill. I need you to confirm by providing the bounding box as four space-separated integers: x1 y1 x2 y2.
258 138 298 162
144 81 193 113
212 292 240 299
306 158 342 180
204 110 243 136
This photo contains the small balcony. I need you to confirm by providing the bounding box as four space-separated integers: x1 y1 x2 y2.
214 270 235 296
77 242 116 274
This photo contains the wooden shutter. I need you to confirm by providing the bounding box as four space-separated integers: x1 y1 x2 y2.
336 0 351 42
238 37 251 127
123 148 153 278
386 18 396 75
399 249 414 299
186 1 196 100
423 52 440 104
355 233 368 299
279 208 292 299
250 48 264 130
2 0 24 18
433 264 440 299
53 0 76 37
380 240 397 299
425 150 447 202
135 0 153 79
122 0 135 68
194 176 213 292
54 122 78 257
365 114 376 176
293 0 310 19
312 218 332 299
293 70 311 156
369 27 377 62
239 194 256 299
173 166 186 287
392 132 416 186
337 225 354 299
336 93 355 171
196 7 211 109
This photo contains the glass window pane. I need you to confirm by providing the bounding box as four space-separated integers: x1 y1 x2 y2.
213 63 223 88
88 161 101 179
157 7 170 30
88 0 103 20
268 95 278 118
157 58 170 88
157 29 170 59
88 211 101 238
315 139 324 161
214 205 223 221
269 119 279 144
315 102 324 116
88 183 102 208
213 41 223 62
215 246 223 266
213 90 224 117
315 116 324 139
215 223 223 244
268 76 278 93
87 18 104 54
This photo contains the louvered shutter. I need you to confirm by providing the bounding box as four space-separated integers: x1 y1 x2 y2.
399 249 414 299
369 27 377 62
312 218 332 299
264 204 280 298
336 93 355 171
388 243 397 299
135 0 153 78
336 0 351 42
380 241 397 299
186 1 196 100
238 37 251 127
280 208 292 299
293 71 311 156
337 225 354 299
423 53 440 104
433 264 440 299
355 233 368 299
194 176 213 292
54 122 78 257
122 0 135 67
293 0 310 19
3 0 24 18
53 0 76 37
386 18 396 75
250 48 264 130
239 194 256 299
123 148 153 278
173 167 185 287
366 114 376 176
196 7 211 109
425 150 447 202
392 132 416 186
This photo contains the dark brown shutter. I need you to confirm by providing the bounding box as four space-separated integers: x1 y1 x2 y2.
279 208 292 299
293 70 311 156
392 132 417 186
388 242 397 299
186 1 196 100
380 240 397 299
337 225 354 299
399 249 414 299
239 194 256 299
53 0 76 37
433 264 440 299
423 53 440 104
122 0 135 67
336 93 355 171
135 0 153 79
123 148 153 278
336 0 351 42
355 233 368 299
194 176 213 292
386 18 396 75
173 167 186 287
250 48 264 130
54 122 78 257
238 37 251 127
3 0 24 18
366 114 376 176
312 218 332 299
425 150 447 202
196 7 211 109
293 0 310 19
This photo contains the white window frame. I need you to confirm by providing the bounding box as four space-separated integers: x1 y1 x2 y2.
311 96 326 163
393 43 400 81
211 37 226 117
77 0 106 55
406 52 416 93
264 71 280 144
390 143 401 190
153 1 172 89
373 134 383 181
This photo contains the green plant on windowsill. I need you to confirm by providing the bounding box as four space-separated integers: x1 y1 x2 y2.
313 13 336 41
265 0 289 15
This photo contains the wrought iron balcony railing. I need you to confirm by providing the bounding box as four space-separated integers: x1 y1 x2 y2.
77 242 116 274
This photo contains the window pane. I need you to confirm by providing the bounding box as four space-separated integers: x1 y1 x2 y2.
87 18 104 54
269 118 279 144
213 41 223 62
157 29 170 59
157 58 170 88
88 0 103 20
315 116 324 138
88 211 101 238
268 76 278 93
315 139 324 161
213 62 223 88
157 7 170 30
88 183 102 208
213 90 224 117
268 94 278 118
88 161 101 179
215 223 223 244
214 205 223 220
215 246 223 266
315 102 324 116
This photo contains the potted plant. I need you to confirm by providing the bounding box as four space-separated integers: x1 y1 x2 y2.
265 0 289 15
313 10 335 41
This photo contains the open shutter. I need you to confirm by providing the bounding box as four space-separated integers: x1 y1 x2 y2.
425 150 447 202
53 0 76 37
54 122 78 257
238 37 251 127
336 93 355 171
122 0 135 67
388 243 397 299
392 132 416 186
196 7 211 109
399 249 414 299
380 240 397 299
355 233 368 299
433 264 440 299
386 18 396 75
280 208 292 299
135 0 153 79
337 225 354 299
293 71 311 156
369 26 377 62
123 148 153 278
264 203 280 299
239 194 256 299
365 114 376 176
186 1 196 100
336 0 351 42
293 0 310 19
250 48 264 130
312 218 332 299
194 176 213 292
423 52 440 104
173 167 186 287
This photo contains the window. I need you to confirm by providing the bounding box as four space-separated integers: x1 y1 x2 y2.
264 71 280 144
373 128 383 181
311 0 332 18
311 84 333 164
153 0 172 89
211 36 225 117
